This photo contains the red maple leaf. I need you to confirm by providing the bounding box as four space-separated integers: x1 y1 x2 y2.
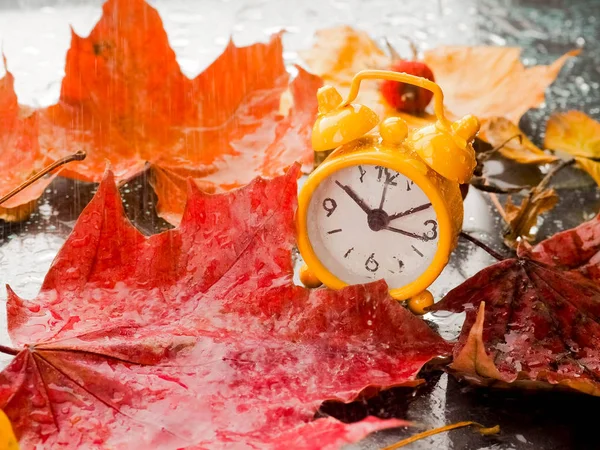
0 165 450 449
0 0 321 224
431 214 600 395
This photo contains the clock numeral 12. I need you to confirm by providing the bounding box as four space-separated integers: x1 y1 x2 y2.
376 166 399 186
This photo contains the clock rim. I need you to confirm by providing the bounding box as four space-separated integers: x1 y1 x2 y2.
297 150 454 301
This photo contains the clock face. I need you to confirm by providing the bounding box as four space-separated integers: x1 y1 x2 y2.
306 164 439 288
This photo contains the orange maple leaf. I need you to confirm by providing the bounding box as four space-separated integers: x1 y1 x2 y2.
0 59 56 222
1 0 321 224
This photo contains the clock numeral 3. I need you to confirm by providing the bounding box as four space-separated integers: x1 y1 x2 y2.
322 198 337 217
423 220 438 241
365 253 379 272
376 166 399 186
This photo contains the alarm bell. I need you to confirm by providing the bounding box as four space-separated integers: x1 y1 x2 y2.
310 70 480 184
311 85 379 152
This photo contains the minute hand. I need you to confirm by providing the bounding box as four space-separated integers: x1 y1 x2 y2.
388 203 432 221
335 181 371 214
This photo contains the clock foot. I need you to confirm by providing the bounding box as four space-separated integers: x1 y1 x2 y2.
299 264 323 288
407 290 434 315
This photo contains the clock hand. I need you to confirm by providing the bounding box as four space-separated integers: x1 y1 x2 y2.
378 183 389 209
335 180 372 214
383 225 435 242
388 203 432 221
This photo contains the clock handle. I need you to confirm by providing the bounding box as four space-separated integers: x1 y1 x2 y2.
340 69 452 130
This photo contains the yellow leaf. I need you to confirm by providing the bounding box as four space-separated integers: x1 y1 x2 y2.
0 410 19 450
424 47 580 123
544 110 600 159
504 187 558 248
479 117 557 164
575 157 600 186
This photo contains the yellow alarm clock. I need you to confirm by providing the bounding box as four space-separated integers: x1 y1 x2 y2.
297 70 480 310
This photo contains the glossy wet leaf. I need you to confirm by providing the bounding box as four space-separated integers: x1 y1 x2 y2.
545 110 600 186
0 165 450 449
478 117 557 165
0 60 56 222
503 187 558 248
431 214 600 396
1 0 321 224
545 111 600 159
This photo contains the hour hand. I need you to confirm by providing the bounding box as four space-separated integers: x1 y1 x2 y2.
335 181 371 214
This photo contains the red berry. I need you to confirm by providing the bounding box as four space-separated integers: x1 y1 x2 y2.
381 60 435 113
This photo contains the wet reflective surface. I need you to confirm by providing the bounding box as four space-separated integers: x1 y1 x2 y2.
1 0 599 448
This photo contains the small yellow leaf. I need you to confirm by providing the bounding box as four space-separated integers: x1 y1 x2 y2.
545 110 600 159
575 157 600 186
479 117 558 164
0 410 19 450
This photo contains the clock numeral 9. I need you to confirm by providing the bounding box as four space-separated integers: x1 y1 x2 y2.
423 220 438 241
322 198 337 217
365 253 379 272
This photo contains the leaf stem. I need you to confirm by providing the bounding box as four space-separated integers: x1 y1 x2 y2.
460 231 506 261
0 150 87 206
382 421 500 449
0 345 19 356
536 158 575 192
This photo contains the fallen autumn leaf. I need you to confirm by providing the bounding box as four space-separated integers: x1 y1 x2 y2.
0 0 322 225
545 110 600 186
478 117 557 165
0 58 55 222
300 25 578 126
0 164 450 449
431 213 600 395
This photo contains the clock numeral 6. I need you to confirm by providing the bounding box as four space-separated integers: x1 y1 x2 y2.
423 220 438 241
365 253 379 272
322 198 337 217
